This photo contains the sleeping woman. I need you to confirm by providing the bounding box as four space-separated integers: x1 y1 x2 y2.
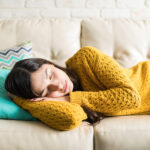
5 46 150 131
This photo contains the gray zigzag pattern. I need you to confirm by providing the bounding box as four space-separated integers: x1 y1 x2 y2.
0 50 31 60
0 43 32 55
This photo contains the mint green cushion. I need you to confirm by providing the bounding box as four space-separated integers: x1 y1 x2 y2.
0 68 37 120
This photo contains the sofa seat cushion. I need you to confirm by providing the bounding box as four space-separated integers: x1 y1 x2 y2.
94 115 150 150
0 120 93 150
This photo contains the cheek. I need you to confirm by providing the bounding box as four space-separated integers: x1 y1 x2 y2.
56 70 67 80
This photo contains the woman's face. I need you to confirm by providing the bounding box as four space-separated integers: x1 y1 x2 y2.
31 64 73 98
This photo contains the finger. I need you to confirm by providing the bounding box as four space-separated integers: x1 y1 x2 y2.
30 97 42 100
30 98 44 102
30 98 35 101
8 92 14 98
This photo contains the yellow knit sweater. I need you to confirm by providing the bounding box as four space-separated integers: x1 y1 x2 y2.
13 46 150 131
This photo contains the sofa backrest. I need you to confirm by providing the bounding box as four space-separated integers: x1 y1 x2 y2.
0 18 150 68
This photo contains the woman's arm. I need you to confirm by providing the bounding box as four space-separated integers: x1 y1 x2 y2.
67 46 141 114
8 92 70 103
10 95 87 131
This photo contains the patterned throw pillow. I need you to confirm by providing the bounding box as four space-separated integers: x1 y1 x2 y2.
0 41 32 69
0 42 37 120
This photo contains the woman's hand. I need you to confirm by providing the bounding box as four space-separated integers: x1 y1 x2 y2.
30 95 70 103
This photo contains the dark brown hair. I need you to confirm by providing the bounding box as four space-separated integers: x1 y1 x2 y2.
5 58 104 125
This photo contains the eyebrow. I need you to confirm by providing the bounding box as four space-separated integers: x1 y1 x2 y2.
39 68 47 97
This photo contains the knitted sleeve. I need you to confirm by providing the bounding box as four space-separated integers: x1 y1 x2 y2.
67 46 141 114
13 96 87 131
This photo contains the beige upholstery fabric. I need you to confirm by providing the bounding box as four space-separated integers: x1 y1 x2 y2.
0 120 93 150
82 19 150 69
1 18 150 150
94 115 150 150
0 18 81 67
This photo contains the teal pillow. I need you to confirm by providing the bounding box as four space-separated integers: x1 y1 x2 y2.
0 65 37 120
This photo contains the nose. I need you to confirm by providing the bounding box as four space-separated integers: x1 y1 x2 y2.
48 80 64 92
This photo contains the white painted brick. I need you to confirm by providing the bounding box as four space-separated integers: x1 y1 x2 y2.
0 0 24 8
72 8 99 17
0 9 12 18
13 9 40 17
146 0 150 8
117 0 145 9
41 8 70 17
131 8 150 19
56 0 85 8
0 0 147 19
86 0 115 8
102 9 130 18
26 0 55 8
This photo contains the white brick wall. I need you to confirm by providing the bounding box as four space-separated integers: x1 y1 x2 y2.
117 0 145 9
0 0 25 8
102 8 130 18
0 0 149 19
26 0 55 8
86 0 115 8
41 8 70 17
56 0 85 8
72 8 99 18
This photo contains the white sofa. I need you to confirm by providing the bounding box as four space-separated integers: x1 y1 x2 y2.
1 18 150 150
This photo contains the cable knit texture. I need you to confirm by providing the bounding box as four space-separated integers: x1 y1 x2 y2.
13 46 150 130
66 46 141 115
13 97 87 131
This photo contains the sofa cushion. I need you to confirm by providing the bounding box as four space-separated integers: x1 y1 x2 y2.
81 19 150 69
0 120 93 150
0 19 81 68
94 115 150 150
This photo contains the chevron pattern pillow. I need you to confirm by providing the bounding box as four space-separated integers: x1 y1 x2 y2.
0 41 32 69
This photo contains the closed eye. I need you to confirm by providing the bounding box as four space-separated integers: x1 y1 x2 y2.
47 68 53 80
50 73 53 80
45 72 53 97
